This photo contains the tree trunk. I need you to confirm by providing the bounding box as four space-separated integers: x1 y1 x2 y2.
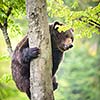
26 0 54 100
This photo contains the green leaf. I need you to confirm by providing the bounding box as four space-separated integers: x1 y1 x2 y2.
0 74 12 83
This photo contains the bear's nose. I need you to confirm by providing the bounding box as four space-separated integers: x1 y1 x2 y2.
69 44 73 48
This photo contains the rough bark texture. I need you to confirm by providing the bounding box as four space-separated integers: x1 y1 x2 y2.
26 0 54 100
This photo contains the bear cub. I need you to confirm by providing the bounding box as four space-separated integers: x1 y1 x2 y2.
11 21 74 99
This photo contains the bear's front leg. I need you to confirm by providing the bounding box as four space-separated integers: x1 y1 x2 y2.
21 47 40 63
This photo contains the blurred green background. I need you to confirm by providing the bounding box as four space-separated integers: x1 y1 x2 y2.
0 0 100 100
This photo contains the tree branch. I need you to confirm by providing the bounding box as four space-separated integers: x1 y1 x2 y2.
6 7 12 17
77 16 100 29
0 8 6 15
1 7 13 57
0 23 3 30
89 19 100 28
4 7 12 28
2 29 13 57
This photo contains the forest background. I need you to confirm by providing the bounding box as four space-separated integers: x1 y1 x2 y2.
0 0 100 100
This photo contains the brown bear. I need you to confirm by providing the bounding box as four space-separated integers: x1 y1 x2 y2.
11 21 74 99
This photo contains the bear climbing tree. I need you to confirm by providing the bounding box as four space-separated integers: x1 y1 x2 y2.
11 21 74 100
11 0 74 100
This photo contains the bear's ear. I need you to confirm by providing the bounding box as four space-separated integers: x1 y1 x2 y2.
53 21 63 30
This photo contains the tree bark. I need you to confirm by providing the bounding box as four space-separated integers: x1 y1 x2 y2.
26 0 54 100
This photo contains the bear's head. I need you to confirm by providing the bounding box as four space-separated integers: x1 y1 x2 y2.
49 21 74 52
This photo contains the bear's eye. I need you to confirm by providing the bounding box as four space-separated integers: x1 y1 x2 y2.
71 37 74 42
65 34 69 38
65 35 68 38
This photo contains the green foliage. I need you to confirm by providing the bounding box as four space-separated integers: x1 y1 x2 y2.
0 74 12 83
0 0 26 36
71 0 79 9
55 38 100 100
0 55 10 61
0 75 28 100
0 0 100 100
55 24 70 32
47 0 100 38
0 0 25 21
0 83 18 100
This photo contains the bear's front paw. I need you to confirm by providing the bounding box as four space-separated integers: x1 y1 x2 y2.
30 47 40 58
22 47 40 63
